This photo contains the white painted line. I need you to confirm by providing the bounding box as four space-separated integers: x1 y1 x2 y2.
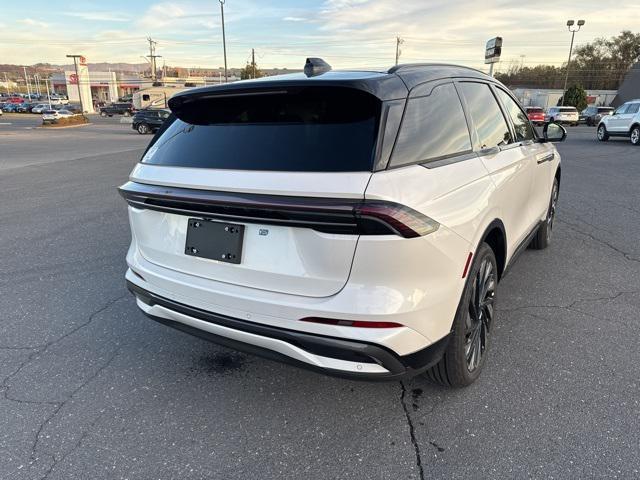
0 122 12 125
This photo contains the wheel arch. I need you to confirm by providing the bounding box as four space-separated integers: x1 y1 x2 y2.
477 219 507 280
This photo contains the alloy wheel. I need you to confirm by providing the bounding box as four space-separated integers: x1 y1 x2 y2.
631 128 640 145
464 258 496 372
597 126 605 140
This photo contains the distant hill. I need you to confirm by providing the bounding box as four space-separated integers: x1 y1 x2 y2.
1 62 299 81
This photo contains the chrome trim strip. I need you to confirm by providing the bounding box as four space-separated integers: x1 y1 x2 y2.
136 299 389 374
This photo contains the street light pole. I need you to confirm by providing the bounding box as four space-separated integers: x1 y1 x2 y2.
562 19 585 106
66 55 85 113
23 66 31 98
219 0 228 83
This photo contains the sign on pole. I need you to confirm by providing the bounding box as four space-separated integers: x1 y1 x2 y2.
485 37 502 77
485 37 502 64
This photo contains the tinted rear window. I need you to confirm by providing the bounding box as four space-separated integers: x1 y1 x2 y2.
142 87 381 172
527 108 543 113
558 107 577 112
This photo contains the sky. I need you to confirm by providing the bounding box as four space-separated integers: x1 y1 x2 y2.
1 0 639 72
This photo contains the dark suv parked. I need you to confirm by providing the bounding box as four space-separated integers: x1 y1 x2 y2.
131 109 171 134
100 102 134 117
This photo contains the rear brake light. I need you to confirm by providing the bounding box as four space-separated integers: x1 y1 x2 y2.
119 182 439 238
300 317 404 328
355 202 439 238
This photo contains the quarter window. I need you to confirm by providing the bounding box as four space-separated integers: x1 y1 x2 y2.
495 89 535 142
459 82 512 149
390 83 471 167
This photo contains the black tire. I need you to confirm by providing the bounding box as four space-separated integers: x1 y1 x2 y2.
549 117 555 123
597 124 609 141
630 126 640 146
425 243 497 387
137 123 150 134
530 178 559 250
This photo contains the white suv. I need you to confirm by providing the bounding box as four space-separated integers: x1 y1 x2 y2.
597 99 640 145
120 61 565 386
545 106 579 126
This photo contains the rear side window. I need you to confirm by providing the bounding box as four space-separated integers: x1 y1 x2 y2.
459 82 511 149
626 103 640 114
143 87 381 172
389 83 471 167
495 89 535 142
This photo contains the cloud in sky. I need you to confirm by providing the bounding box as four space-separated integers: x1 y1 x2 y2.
18 18 49 28
1 0 639 71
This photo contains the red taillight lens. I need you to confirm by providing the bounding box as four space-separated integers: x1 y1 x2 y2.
355 202 439 238
300 317 404 328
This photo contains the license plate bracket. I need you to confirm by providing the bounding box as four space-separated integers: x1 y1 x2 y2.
185 219 244 264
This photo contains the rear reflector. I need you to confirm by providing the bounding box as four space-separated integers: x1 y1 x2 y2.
462 252 473 278
300 317 403 328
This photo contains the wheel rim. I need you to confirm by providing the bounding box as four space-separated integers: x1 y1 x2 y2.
138 124 147 133
632 128 639 144
465 258 496 372
546 183 558 240
598 126 604 139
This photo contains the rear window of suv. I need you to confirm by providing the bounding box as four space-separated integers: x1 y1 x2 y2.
142 87 381 172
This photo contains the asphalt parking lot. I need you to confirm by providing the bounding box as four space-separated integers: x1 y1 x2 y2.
1 119 639 479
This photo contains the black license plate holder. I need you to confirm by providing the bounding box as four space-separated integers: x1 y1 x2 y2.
184 219 244 264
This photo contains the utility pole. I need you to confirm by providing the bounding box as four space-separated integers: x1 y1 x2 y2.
562 19 585 106
66 55 85 113
3 72 9 94
146 37 162 82
395 36 404 66
23 66 31 97
251 48 256 79
219 0 228 82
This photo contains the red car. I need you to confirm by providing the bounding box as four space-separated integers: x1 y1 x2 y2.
5 97 25 104
525 107 545 126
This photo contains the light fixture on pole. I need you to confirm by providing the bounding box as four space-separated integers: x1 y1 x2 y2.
219 0 228 83
561 19 585 106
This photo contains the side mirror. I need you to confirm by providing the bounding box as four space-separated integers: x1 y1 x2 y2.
542 122 566 143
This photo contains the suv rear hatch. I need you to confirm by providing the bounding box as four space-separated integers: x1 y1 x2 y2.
121 85 385 298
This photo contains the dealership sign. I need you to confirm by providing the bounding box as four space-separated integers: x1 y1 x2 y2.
485 37 502 64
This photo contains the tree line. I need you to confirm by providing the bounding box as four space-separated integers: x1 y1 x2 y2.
496 31 640 90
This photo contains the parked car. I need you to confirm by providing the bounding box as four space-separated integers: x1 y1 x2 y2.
64 104 83 114
16 103 33 113
100 102 133 117
131 108 171 134
30 104 49 114
545 106 579 126
5 97 25 104
580 106 614 126
42 109 74 123
525 106 545 126
119 61 565 386
1 103 20 112
597 99 640 145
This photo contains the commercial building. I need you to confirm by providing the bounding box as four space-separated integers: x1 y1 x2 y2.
511 88 617 109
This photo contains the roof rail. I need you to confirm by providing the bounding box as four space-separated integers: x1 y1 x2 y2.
388 63 486 75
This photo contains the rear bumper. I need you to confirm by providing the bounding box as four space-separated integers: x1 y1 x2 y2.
127 280 449 380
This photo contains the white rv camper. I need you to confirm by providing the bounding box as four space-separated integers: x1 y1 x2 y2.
133 85 189 110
